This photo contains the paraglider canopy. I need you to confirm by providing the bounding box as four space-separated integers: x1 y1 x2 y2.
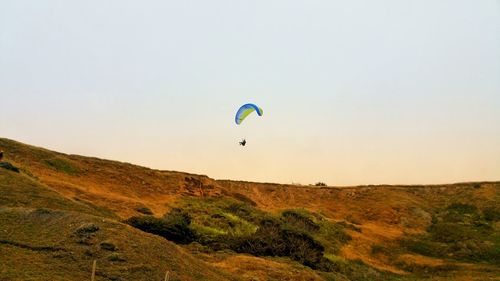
235 103 263 125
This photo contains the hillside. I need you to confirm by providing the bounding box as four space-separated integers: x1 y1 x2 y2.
0 138 499 281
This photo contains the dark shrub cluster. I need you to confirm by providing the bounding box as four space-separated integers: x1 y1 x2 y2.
446 203 477 215
126 200 353 272
281 210 320 233
229 218 325 268
223 201 257 222
125 208 196 244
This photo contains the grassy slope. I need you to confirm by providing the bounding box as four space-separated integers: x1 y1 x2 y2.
0 207 234 281
0 168 236 280
1 137 499 280
0 169 116 219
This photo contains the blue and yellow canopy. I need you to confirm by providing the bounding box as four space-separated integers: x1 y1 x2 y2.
235 103 263 125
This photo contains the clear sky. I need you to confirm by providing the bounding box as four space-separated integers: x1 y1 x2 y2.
1 1 499 185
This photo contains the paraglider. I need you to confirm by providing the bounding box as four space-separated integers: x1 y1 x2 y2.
235 103 263 125
235 103 263 146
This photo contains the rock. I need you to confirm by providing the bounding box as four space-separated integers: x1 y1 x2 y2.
0 162 20 173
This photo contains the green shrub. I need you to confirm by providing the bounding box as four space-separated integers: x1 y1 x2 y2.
429 223 479 243
179 197 261 239
402 201 500 264
446 203 477 215
281 209 320 233
125 208 196 244
223 201 259 223
402 239 448 257
231 218 325 268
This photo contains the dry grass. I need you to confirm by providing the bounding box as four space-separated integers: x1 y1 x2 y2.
211 254 325 281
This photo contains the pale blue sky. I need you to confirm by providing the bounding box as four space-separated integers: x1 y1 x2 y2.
1 1 499 185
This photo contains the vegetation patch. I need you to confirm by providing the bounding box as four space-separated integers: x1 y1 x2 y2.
320 258 398 281
228 217 327 269
395 260 458 276
281 209 320 233
125 208 196 244
180 197 262 238
126 197 353 272
43 157 80 175
402 203 500 263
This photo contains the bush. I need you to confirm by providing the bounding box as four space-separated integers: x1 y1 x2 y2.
402 201 500 264
230 218 325 269
429 223 479 243
281 209 320 233
446 203 477 215
224 201 257 222
125 208 196 244
402 239 448 257
314 182 327 187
